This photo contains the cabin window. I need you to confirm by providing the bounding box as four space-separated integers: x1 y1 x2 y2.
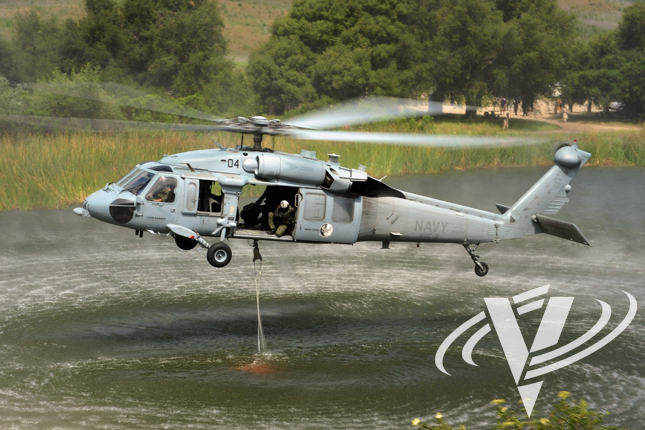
186 181 198 212
303 193 326 221
332 196 354 223
145 176 177 203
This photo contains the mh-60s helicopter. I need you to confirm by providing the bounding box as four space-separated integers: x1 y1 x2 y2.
4 88 591 276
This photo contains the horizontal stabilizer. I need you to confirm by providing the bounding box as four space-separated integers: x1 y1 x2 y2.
495 203 510 214
532 215 590 246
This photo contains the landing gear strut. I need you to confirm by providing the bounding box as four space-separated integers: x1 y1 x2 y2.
463 242 489 277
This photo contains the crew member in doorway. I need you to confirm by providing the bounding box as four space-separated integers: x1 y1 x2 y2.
268 200 295 237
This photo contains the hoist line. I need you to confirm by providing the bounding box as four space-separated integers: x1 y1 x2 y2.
253 245 266 353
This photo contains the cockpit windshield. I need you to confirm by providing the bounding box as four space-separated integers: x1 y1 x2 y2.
122 170 155 195
115 167 139 187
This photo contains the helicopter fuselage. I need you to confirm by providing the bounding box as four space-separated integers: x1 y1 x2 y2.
75 144 591 276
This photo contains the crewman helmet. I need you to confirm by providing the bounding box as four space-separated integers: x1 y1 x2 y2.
280 200 289 209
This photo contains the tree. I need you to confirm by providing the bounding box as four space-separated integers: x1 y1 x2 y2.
249 0 578 116
248 36 316 114
492 0 576 114
62 0 231 98
26 65 124 120
0 75 25 114
559 1 645 119
613 1 645 119
0 0 246 116
5 11 67 83
419 0 505 112
248 0 418 114
72 0 127 72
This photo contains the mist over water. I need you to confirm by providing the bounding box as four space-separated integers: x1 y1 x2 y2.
0 167 643 429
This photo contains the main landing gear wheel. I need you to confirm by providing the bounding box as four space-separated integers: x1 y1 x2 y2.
175 235 198 251
474 262 489 277
207 242 232 268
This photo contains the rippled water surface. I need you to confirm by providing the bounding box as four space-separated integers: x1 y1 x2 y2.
1 167 643 429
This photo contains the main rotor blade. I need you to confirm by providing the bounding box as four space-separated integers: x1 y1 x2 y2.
0 114 231 132
24 82 224 123
290 129 544 147
283 97 477 130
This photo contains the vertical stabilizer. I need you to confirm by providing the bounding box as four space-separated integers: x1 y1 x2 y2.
503 145 591 238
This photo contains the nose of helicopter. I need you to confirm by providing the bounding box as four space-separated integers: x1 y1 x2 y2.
75 189 137 225
77 190 114 223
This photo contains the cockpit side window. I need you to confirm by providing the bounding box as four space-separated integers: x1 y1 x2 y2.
123 170 155 195
146 176 178 203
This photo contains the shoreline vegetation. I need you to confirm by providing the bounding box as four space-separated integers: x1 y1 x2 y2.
1 122 644 212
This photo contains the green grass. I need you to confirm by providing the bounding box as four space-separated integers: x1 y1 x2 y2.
559 0 628 41
560 111 637 125
0 0 85 38
1 121 643 212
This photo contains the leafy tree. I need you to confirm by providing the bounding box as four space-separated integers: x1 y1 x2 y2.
0 76 25 114
71 0 127 72
250 0 577 116
0 39 17 83
61 0 230 99
5 11 67 83
419 0 505 112
0 0 248 116
617 0 645 52
248 36 316 114
492 0 576 114
558 41 594 109
559 1 645 119
613 1 645 119
122 0 229 96
26 65 124 120
249 0 418 114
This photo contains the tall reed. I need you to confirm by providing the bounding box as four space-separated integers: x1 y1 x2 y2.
1 127 643 212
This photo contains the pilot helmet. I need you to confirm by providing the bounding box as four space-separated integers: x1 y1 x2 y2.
279 200 289 209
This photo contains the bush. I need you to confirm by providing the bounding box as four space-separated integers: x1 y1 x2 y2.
411 392 627 430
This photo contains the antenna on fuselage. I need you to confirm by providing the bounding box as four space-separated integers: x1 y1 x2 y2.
212 139 227 151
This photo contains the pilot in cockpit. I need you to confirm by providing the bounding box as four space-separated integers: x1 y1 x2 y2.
146 177 176 203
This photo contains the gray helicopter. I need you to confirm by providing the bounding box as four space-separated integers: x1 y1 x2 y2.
3 89 591 276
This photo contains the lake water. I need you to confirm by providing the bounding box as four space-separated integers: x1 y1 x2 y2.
0 167 643 429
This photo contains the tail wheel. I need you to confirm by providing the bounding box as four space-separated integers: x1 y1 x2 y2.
175 235 198 251
474 262 489 277
207 242 232 268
